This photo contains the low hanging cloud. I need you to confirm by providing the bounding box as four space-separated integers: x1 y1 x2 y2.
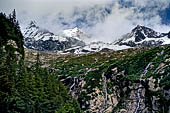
89 0 170 42
0 0 170 43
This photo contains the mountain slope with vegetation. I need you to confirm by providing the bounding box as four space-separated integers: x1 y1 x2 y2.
25 45 170 113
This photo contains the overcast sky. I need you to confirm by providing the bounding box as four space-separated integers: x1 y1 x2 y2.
0 0 170 42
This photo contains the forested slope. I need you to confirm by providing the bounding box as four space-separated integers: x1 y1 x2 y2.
0 11 81 113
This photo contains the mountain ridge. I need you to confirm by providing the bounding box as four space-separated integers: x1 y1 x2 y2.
23 22 170 53
23 21 86 51
116 25 170 47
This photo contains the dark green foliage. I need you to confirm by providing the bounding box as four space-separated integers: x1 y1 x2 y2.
0 11 24 112
9 65 81 113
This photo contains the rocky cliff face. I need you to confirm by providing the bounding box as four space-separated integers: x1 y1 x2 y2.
104 54 170 113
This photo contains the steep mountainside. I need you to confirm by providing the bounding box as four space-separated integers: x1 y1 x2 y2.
25 45 170 113
116 25 170 47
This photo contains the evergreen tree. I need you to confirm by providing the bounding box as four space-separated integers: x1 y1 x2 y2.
11 9 16 24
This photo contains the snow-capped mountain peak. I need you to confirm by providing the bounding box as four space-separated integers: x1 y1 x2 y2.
62 27 88 41
27 21 38 29
23 21 86 51
23 21 56 41
132 25 148 31
116 25 170 47
131 25 161 39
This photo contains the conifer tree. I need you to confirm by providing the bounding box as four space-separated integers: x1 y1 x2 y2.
12 9 16 24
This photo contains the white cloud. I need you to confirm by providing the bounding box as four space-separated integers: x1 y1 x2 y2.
88 0 170 42
90 2 133 42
